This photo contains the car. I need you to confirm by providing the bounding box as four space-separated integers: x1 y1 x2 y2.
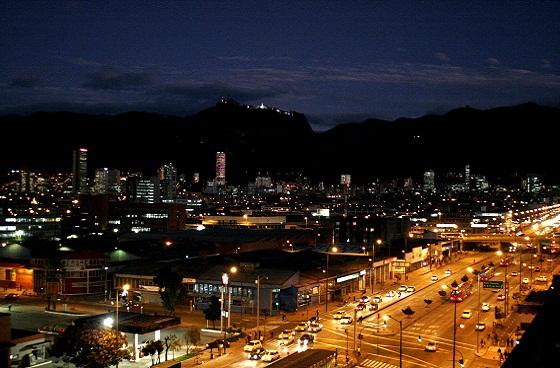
308 322 322 332
431 275 439 281
3 293 19 300
355 303 366 311
298 333 315 345
340 315 353 324
372 295 383 303
333 311 346 320
497 294 506 301
294 322 308 332
261 350 280 362
536 275 548 282
425 342 438 352
522 277 529 284
386 290 396 298
475 322 486 331
535 266 541 272
206 339 230 349
243 340 263 352
308 316 319 324
368 302 378 311
360 295 370 303
279 334 294 345
248 347 266 360
481 302 490 312
511 271 519 276
445 269 452 276
406 286 416 293
279 329 294 339
527 265 535 270
461 309 472 319
398 285 408 292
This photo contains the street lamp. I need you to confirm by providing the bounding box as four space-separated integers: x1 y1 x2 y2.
371 239 381 292
467 267 481 353
221 273 228 333
104 266 109 301
401 250 407 281
383 315 402 368
326 246 338 312
228 266 237 330
116 283 129 332
496 250 508 315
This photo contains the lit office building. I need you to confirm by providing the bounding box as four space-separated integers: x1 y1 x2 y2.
94 168 121 194
423 170 435 192
215 152 226 186
464 165 470 189
136 177 160 204
72 148 88 194
159 162 177 202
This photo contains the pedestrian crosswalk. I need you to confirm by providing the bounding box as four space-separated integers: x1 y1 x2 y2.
357 359 399 368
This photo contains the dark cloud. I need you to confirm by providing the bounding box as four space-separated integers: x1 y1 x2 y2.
10 75 41 88
83 67 158 90
161 81 288 102
435 52 451 62
486 58 500 66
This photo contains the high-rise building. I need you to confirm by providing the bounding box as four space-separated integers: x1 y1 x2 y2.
340 174 351 187
94 168 121 194
136 177 160 204
215 152 226 186
19 169 34 193
423 170 435 192
193 172 200 184
159 162 177 202
72 148 88 194
465 165 470 189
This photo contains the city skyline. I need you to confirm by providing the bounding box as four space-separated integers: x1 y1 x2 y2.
1 1 559 130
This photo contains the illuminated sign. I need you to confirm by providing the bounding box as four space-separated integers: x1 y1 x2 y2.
336 273 359 283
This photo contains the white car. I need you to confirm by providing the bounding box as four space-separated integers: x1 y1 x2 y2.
386 290 396 298
481 302 490 312
511 271 519 276
431 275 438 281
406 286 416 293
308 322 322 332
243 340 263 352
445 269 452 276
462 310 472 319
398 285 408 292
372 295 383 303
425 342 437 352
279 329 294 339
475 322 486 331
522 277 529 284
536 275 548 282
333 311 346 320
279 334 294 345
261 350 280 362
340 315 353 324
359 295 370 303
294 322 307 332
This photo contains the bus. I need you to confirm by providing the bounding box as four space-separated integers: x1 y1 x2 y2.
479 267 495 281
450 281 473 302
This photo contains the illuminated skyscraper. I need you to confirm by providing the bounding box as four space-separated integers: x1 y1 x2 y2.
465 165 470 189
72 148 88 194
423 170 435 192
215 152 226 186
159 162 177 202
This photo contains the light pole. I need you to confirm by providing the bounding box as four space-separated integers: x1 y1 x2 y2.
467 267 480 353
496 250 508 315
104 266 109 302
452 300 457 368
221 273 227 333
116 283 129 333
228 266 237 330
383 315 402 368
256 275 260 332
401 250 406 281
326 246 338 312
371 239 381 293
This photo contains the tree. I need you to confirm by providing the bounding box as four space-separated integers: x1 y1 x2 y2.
184 328 201 355
424 299 433 307
451 280 459 288
461 274 469 283
141 341 157 366
50 324 129 368
154 268 187 315
401 306 415 317
154 340 164 364
488 261 495 267
203 295 221 329
164 334 181 361
438 290 447 297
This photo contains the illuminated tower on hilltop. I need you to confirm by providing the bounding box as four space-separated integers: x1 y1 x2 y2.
72 148 88 194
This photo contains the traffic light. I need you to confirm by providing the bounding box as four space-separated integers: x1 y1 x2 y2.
458 358 464 367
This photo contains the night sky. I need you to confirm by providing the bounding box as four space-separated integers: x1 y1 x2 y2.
1 1 559 130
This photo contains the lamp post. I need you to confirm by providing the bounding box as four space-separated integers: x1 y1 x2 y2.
452 300 457 368
228 266 237 330
325 246 338 312
371 239 381 293
496 250 508 315
383 315 402 368
467 267 480 353
104 266 109 302
116 283 129 333
256 275 260 332
401 250 407 281
221 273 228 333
